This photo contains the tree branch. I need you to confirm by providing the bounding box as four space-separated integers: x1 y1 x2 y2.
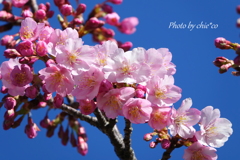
60 104 98 127
28 0 38 13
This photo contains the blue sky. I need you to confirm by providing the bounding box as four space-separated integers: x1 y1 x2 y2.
0 0 239 160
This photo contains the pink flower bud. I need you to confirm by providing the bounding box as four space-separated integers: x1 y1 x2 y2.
54 94 63 108
78 99 96 115
1 86 8 94
35 9 46 20
76 3 86 15
25 86 38 99
77 137 88 156
143 133 153 141
107 0 123 5
85 17 105 30
161 139 171 149
60 4 73 16
3 119 14 130
99 79 113 93
70 132 77 147
36 41 47 56
61 127 69 146
118 41 132 51
234 55 240 65
25 117 40 139
118 17 139 34
237 5 240 14
58 125 64 138
73 17 83 25
219 63 233 74
213 57 229 67
4 97 16 110
40 115 50 128
43 93 52 101
46 59 56 67
1 35 14 46
12 0 29 8
39 3 47 11
46 125 56 138
46 2 51 11
19 57 30 64
38 101 47 108
16 40 34 56
4 49 21 58
104 12 120 26
103 28 115 38
136 89 145 98
214 37 231 49
21 9 33 18
101 4 113 13
78 126 87 142
47 10 54 18
149 141 157 148
54 0 65 7
4 109 15 120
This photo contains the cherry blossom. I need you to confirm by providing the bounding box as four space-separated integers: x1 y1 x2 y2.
195 106 233 148
168 98 201 139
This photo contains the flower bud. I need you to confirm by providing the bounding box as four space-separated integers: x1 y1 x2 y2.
118 41 133 52
3 119 13 130
77 137 88 156
40 115 50 128
107 0 123 5
143 133 153 141
85 17 105 31
1 86 8 94
47 10 54 18
214 37 231 49
4 49 21 59
101 4 113 13
25 86 38 99
61 127 69 146
234 55 240 66
118 17 139 34
76 3 86 15
60 4 73 16
149 141 157 148
104 12 120 26
39 3 47 11
46 125 56 138
43 93 52 101
36 41 48 56
35 9 46 20
161 139 171 149
54 0 65 7
213 57 229 67
25 117 40 139
38 101 47 108
54 94 63 108
58 125 64 138
99 79 113 93
4 97 16 110
70 132 77 147
1 35 14 46
4 109 15 120
12 0 29 8
21 9 33 18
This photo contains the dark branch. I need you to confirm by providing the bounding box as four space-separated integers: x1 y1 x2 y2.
28 0 38 13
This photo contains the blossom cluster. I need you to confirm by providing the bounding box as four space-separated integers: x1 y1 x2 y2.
0 17 233 159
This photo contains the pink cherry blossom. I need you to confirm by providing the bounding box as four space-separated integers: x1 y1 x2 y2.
118 17 139 34
16 40 34 57
148 105 171 130
10 64 33 87
78 99 96 115
47 28 79 56
36 41 48 57
0 58 28 96
38 26 54 43
39 64 74 97
183 142 217 160
97 87 135 119
12 0 29 8
93 40 118 68
145 48 176 78
19 17 45 41
168 98 201 139
72 66 104 100
195 106 233 148
103 47 151 84
122 98 152 124
146 75 182 106
104 12 120 26
56 38 95 73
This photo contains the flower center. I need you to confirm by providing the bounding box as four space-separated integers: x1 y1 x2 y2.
22 27 34 39
128 106 140 118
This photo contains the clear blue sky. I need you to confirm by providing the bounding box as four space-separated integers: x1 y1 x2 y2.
0 0 239 160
